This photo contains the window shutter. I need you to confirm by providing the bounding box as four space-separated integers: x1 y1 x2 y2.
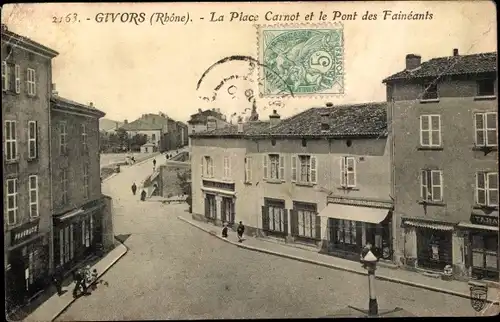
475 114 486 146
1 61 6 91
14 64 20 93
262 205 269 231
223 156 228 178
347 157 356 187
476 173 486 205
35 121 39 158
310 156 317 184
228 157 231 178
487 172 498 206
25 68 29 94
210 159 214 177
59 229 64 266
204 196 209 217
283 209 289 235
279 155 285 181
340 157 346 186
231 201 236 224
201 157 204 177
32 69 36 96
290 209 298 236
263 155 268 179
248 157 252 182
420 170 427 199
291 155 297 182
315 214 322 240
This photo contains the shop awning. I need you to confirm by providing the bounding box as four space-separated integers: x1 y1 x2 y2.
458 222 498 232
318 203 389 224
403 220 454 231
58 208 84 221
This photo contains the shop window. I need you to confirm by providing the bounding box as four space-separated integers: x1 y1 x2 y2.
472 233 499 280
59 225 74 266
263 200 287 235
268 205 285 233
204 194 216 220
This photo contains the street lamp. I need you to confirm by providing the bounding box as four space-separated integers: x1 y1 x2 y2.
360 247 379 317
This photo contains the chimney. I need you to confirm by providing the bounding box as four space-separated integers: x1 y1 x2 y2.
89 102 94 108
320 111 331 132
198 108 202 113
51 83 58 96
124 119 128 124
269 109 281 128
115 122 119 129
405 54 422 70
453 48 459 56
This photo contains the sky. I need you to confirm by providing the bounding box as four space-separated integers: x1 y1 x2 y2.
1 1 496 123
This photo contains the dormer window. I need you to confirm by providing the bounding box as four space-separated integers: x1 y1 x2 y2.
477 79 495 97
422 82 438 100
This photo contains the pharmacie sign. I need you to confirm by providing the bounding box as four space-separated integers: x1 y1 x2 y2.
11 219 40 246
470 214 499 227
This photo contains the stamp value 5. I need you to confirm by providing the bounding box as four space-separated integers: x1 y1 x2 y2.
258 24 344 97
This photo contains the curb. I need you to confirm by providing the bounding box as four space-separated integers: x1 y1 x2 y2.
177 216 500 305
50 238 129 321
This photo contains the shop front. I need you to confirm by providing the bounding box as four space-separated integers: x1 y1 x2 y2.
53 200 104 274
458 211 499 281
5 219 50 310
319 197 394 262
201 179 236 226
401 218 454 272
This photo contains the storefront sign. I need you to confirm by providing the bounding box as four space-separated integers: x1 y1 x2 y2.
203 180 235 192
11 219 40 247
470 214 499 227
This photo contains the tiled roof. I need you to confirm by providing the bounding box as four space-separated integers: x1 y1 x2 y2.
121 114 167 131
383 52 497 83
191 102 388 138
51 95 105 118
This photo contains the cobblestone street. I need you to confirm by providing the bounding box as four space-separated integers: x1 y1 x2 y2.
55 159 486 319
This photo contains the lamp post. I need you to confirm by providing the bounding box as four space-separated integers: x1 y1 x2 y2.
361 246 379 317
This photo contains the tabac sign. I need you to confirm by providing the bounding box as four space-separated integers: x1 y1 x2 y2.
11 219 40 247
470 214 499 227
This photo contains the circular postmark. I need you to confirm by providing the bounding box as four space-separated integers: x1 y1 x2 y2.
196 55 292 121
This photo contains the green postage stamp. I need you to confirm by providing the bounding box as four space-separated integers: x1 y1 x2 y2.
258 24 344 97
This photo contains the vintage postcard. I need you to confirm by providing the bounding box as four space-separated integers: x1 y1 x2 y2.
2 1 499 320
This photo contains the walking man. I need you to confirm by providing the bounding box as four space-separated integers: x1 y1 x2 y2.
52 268 64 296
237 221 245 243
140 189 147 201
73 269 82 298
153 159 157 171
131 182 137 195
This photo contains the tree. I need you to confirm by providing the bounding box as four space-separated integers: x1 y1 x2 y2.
116 128 129 151
177 169 192 212
130 134 147 151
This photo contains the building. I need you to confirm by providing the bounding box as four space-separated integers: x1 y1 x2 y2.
121 113 187 152
2 25 59 309
177 121 189 147
190 104 394 263
384 49 498 281
50 93 114 276
187 108 230 135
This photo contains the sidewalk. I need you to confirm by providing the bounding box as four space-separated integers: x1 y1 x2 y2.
23 240 128 322
177 213 500 307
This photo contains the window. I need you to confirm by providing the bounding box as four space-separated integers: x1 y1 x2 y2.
59 225 74 265
475 113 497 147
223 155 231 179
335 219 357 245
292 155 317 184
6 178 18 225
59 122 67 154
29 175 39 218
81 124 88 151
421 170 443 202
203 156 214 177
83 164 89 199
471 233 498 280
477 79 495 97
340 156 356 188
14 64 20 93
4 120 17 161
264 154 284 180
244 157 252 182
82 219 91 248
422 82 438 100
268 205 285 233
297 208 316 238
61 169 68 205
476 172 498 207
420 115 441 147
27 68 36 96
28 121 38 159
1 61 7 91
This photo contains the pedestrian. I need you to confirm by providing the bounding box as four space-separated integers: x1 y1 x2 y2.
131 183 137 195
237 221 245 242
140 189 147 201
153 158 156 167
222 222 228 238
52 268 64 296
84 265 92 285
91 269 98 283
73 269 83 298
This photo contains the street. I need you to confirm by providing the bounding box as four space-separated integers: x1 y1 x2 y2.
57 157 482 319
100 152 157 168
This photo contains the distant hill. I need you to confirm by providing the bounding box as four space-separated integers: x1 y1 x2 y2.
99 118 123 131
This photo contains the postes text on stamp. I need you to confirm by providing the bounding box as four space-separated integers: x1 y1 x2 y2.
258 24 344 96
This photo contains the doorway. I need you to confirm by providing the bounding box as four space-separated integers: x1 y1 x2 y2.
221 197 234 224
